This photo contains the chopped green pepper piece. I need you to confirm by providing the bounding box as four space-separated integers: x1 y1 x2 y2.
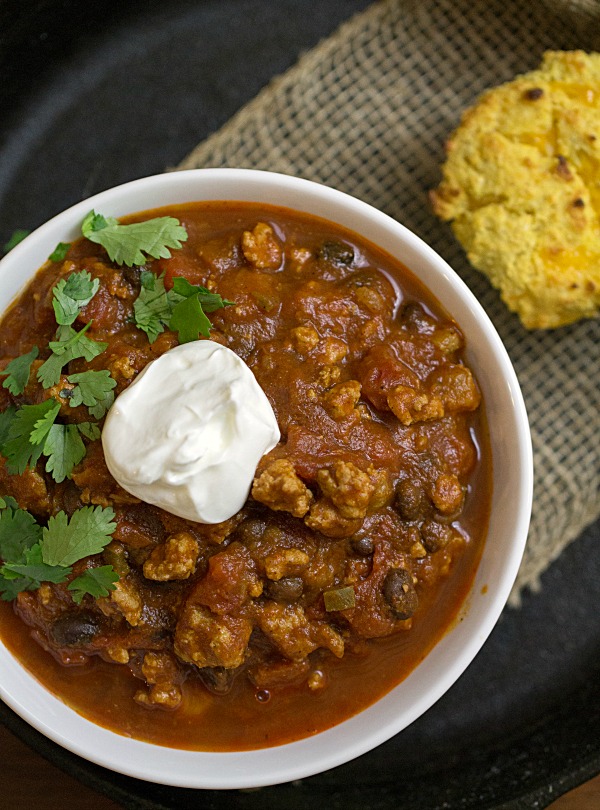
323 585 356 612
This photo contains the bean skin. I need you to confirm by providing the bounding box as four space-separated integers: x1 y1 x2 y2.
383 569 418 620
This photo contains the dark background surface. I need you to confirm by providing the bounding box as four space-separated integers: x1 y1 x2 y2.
0 1 599 808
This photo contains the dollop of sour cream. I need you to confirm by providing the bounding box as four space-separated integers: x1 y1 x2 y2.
102 341 280 524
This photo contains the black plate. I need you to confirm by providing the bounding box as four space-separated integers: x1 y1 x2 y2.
0 2 599 808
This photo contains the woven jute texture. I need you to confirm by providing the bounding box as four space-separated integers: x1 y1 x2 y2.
178 0 600 604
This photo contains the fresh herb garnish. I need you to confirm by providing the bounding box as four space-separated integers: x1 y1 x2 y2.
81 210 188 267
133 273 233 344
169 277 234 343
42 423 87 483
67 565 119 604
77 421 101 441
0 407 16 448
78 210 232 342
37 323 108 389
3 229 30 253
42 420 101 483
1 400 60 475
0 502 118 602
43 506 117 566
0 398 101 482
0 271 112 483
0 346 39 395
0 498 41 563
29 400 61 446
66 370 116 419
133 272 173 343
52 270 100 326
48 242 71 262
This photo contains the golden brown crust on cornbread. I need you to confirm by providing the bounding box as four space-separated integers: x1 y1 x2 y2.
431 51 600 329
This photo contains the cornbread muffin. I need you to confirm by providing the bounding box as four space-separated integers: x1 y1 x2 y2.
431 51 600 329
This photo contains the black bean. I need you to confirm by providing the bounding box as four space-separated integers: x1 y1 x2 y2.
346 270 378 288
352 536 374 556
383 569 418 620
121 264 143 288
140 603 176 633
50 611 103 647
198 666 236 695
318 240 355 266
395 479 428 521
420 519 452 553
399 302 435 333
265 576 304 602
117 504 166 544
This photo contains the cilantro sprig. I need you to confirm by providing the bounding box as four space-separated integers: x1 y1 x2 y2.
65 370 116 419
1 400 59 475
67 566 119 604
0 500 118 603
134 271 233 344
0 273 108 396
78 209 232 342
52 270 99 326
0 401 100 482
37 323 108 389
0 269 114 483
49 242 70 263
0 346 39 395
82 210 188 267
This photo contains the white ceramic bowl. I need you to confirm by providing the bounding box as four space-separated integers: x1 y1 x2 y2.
0 169 533 789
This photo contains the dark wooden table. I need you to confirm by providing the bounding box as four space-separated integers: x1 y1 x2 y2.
1 722 598 810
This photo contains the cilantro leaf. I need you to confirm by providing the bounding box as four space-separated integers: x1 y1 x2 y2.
81 212 111 234
36 354 66 390
42 505 116 567
133 272 172 343
168 277 233 344
169 292 212 343
52 271 100 326
0 496 19 510
37 323 107 388
1 400 97 482
68 565 119 604
67 369 116 418
49 242 70 262
0 504 119 602
0 574 39 600
29 400 61 445
0 502 46 599
0 503 42 564
140 270 156 290
77 422 101 441
0 407 16 448
82 210 188 267
0 346 39 396
1 400 60 475
2 543 71 585
132 273 233 345
170 277 234 313
42 423 86 483
49 323 107 361
3 229 30 253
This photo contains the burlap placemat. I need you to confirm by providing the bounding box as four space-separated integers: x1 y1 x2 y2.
178 0 600 605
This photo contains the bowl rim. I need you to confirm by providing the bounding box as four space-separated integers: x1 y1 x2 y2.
0 168 533 789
